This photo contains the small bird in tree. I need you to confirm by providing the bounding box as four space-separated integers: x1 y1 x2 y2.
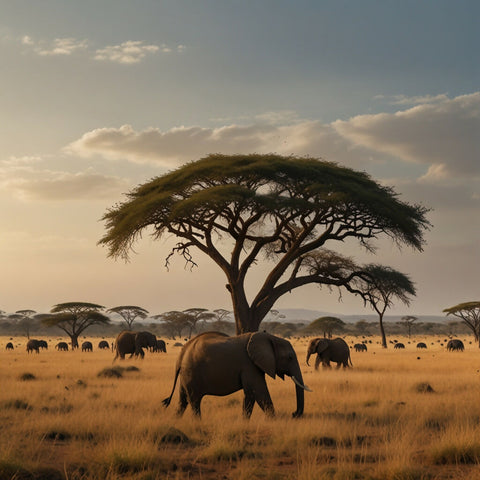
99 154 430 335
107 305 149 330
41 302 110 349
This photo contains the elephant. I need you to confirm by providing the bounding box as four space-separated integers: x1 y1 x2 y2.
151 339 167 353
416 342 427 349
6 342 14 350
306 337 352 370
162 331 311 418
354 343 367 352
98 340 110 350
26 339 41 353
114 330 157 360
56 342 69 351
38 340 48 350
81 341 93 352
447 339 464 351
394 343 405 349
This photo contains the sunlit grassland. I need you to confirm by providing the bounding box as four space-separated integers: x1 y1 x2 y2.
2 335 480 479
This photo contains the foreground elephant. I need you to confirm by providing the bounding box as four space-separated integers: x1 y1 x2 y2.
26 339 41 353
163 331 310 418
114 330 157 360
447 339 464 351
81 341 93 352
306 337 351 370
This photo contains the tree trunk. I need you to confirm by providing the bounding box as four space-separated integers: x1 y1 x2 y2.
70 334 79 349
379 314 387 348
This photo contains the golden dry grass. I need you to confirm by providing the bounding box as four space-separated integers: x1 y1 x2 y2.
2 334 480 479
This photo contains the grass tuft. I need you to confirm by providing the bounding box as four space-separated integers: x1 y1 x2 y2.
19 372 36 381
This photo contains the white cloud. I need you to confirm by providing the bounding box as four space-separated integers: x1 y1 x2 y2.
66 121 377 169
375 93 449 105
1 169 129 201
94 41 160 64
333 93 480 180
23 37 88 56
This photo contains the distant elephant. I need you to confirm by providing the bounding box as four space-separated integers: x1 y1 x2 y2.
163 331 310 418
56 342 69 351
447 339 464 351
354 343 367 352
6 342 14 350
151 339 167 353
394 343 405 350
38 340 48 350
416 342 427 349
98 340 110 350
114 330 157 360
81 341 93 352
306 337 352 370
26 339 41 354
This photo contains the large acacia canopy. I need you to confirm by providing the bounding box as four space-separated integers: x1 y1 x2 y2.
100 154 430 333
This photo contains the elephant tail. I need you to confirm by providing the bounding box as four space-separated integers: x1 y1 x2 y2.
348 352 353 367
162 367 181 408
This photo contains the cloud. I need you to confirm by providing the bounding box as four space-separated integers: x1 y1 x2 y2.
333 93 480 180
375 93 449 105
1 169 129 201
22 36 88 56
66 121 378 169
94 41 160 64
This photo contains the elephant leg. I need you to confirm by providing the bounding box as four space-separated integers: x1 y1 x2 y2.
189 394 202 417
176 386 188 417
242 390 255 419
256 389 274 417
323 360 331 369
314 354 322 370
336 362 341 369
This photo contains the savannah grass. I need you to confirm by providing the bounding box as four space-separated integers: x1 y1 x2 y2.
2 335 480 479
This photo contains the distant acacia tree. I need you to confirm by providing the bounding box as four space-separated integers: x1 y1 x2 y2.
443 301 480 347
354 319 371 336
41 302 110 349
107 305 149 330
153 311 191 339
347 265 416 348
9 310 37 338
183 308 216 338
306 316 345 338
398 315 418 338
99 154 429 335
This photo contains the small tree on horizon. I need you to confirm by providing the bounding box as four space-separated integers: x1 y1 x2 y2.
41 302 110 348
398 315 418 338
346 265 416 348
9 310 37 338
107 305 149 330
443 301 480 347
306 316 345 338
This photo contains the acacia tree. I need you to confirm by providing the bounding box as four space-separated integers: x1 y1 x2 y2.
152 311 191 339
99 154 429 334
398 315 418 338
9 310 37 338
346 265 416 348
306 316 345 338
443 301 480 347
41 302 110 348
183 308 216 338
107 305 149 330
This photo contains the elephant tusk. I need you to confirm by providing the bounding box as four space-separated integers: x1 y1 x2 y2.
291 375 313 392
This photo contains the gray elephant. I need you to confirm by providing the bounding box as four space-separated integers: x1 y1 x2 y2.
416 342 427 349
26 339 41 354
98 340 110 350
306 337 352 370
354 343 367 352
152 339 167 353
38 340 48 350
447 339 464 351
394 343 405 350
81 341 93 352
114 330 157 360
6 342 14 350
163 331 311 418
56 341 69 351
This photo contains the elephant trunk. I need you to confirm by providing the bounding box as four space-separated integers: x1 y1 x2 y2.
290 362 309 418
306 350 312 366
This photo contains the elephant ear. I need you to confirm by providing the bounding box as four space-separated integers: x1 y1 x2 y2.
315 338 329 354
247 332 276 379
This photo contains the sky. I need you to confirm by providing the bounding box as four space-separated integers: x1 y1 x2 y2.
0 1 478 318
